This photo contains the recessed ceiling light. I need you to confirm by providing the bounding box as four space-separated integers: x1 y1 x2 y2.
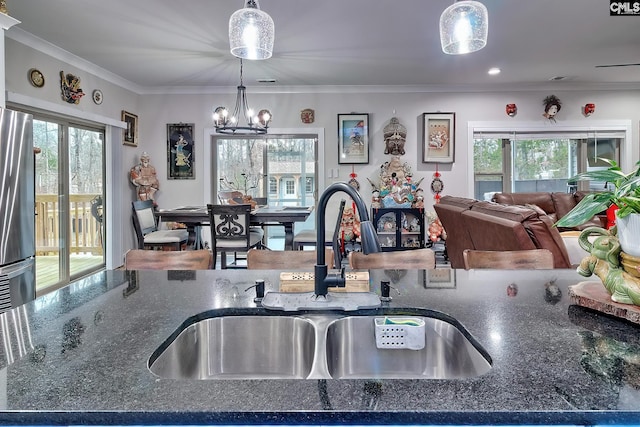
488 67 501 75
549 76 567 81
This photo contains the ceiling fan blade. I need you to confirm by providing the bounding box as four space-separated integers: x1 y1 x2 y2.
595 63 640 68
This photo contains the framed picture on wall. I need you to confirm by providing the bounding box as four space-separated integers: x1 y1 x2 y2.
422 112 455 163
338 113 369 164
423 269 456 289
167 123 195 179
122 111 138 146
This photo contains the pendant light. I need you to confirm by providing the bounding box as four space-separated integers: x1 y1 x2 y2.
229 0 275 60
439 0 488 55
213 59 271 135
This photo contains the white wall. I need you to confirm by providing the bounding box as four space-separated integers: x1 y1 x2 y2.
140 89 640 208
5 35 640 266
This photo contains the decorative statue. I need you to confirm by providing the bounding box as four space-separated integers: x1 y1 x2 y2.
576 227 640 306
339 206 361 241
130 152 160 203
367 156 425 209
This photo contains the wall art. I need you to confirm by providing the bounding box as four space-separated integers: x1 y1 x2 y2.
121 111 138 146
60 71 85 104
338 113 369 164
422 112 455 164
167 123 195 180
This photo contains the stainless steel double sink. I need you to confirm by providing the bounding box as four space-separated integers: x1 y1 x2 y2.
148 308 492 380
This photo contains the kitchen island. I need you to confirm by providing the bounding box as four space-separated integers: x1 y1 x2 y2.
1 267 640 426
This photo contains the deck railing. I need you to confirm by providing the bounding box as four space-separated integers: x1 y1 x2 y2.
35 194 103 255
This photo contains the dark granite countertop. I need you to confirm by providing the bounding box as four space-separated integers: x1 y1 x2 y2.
1 267 640 426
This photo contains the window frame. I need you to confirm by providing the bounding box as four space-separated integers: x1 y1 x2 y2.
467 121 633 197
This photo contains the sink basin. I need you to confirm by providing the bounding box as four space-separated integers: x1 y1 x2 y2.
325 316 492 379
149 311 491 380
148 315 316 379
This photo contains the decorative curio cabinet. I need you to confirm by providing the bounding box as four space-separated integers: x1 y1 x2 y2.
372 208 424 251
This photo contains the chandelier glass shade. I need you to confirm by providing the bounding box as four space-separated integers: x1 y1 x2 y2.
229 0 275 60
213 60 271 135
439 0 488 55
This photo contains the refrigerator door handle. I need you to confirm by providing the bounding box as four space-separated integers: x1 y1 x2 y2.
0 258 35 279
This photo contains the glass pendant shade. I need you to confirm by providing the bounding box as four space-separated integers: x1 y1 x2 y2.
229 0 274 60
439 1 488 55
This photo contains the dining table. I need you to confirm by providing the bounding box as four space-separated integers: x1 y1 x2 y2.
156 205 313 250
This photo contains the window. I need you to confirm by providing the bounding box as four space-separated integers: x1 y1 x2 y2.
285 179 295 195
212 134 318 249
473 130 623 200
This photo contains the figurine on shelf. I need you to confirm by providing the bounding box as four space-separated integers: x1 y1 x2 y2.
369 156 425 209
130 152 160 203
371 189 381 209
339 206 361 242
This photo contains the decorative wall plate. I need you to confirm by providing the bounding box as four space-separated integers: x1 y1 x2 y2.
92 89 103 105
28 68 45 88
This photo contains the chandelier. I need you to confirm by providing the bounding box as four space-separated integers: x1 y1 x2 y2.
439 0 488 55
213 59 271 135
229 0 275 61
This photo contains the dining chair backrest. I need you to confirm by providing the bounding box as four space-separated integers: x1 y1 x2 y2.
124 249 213 270
131 200 189 251
132 200 158 236
462 249 555 270
207 203 254 248
349 248 436 270
247 248 334 269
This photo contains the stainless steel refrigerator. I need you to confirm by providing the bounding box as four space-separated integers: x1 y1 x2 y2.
0 108 35 312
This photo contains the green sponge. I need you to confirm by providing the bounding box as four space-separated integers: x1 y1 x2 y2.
384 317 422 327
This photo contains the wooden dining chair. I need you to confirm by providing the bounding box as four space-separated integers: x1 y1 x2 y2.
349 248 436 270
124 249 213 270
247 248 334 269
462 249 555 270
131 200 189 251
207 203 264 269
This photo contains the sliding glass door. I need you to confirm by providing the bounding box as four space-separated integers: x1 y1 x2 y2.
33 117 105 294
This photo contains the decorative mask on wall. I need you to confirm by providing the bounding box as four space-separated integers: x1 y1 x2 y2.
300 108 315 124
584 103 595 117
383 117 407 156
505 103 517 117
60 71 85 104
542 95 562 122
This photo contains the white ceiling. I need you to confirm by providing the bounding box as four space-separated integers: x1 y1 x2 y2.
7 0 640 93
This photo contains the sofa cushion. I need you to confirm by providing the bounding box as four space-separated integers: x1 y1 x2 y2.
462 209 537 251
492 192 556 214
524 215 572 268
433 196 479 268
551 192 577 220
470 200 572 268
471 200 539 223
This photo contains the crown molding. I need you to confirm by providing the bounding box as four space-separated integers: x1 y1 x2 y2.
6 27 143 94
7 27 640 96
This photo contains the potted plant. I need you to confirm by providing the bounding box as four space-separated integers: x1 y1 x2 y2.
555 159 640 256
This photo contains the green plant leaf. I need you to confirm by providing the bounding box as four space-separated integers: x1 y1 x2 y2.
555 194 610 227
570 169 626 183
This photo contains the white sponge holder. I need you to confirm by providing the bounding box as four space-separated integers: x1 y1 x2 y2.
374 317 426 350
